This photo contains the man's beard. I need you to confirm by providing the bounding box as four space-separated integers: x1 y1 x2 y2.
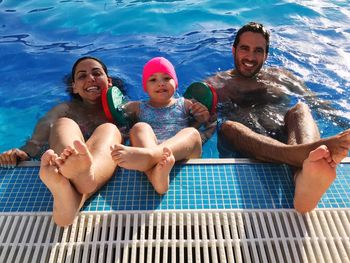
234 57 263 78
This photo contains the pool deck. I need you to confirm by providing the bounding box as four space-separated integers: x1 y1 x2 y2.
0 159 349 262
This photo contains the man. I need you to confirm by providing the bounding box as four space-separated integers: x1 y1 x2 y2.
206 22 350 213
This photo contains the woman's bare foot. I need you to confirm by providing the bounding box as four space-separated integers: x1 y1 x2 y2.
110 144 161 172
145 147 175 194
40 149 83 226
55 140 96 194
293 145 336 213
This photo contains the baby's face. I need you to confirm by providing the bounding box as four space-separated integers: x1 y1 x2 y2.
145 72 176 104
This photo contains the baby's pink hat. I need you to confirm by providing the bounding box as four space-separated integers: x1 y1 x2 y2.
142 57 178 91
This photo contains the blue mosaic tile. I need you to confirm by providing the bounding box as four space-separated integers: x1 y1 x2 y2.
0 162 349 212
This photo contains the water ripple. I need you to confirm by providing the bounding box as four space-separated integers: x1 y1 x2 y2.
0 0 349 151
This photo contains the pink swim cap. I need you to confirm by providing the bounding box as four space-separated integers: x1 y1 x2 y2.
142 57 178 91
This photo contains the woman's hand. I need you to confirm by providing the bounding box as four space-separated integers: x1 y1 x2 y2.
0 148 30 168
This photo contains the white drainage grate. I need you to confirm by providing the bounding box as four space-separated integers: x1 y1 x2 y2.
0 209 349 263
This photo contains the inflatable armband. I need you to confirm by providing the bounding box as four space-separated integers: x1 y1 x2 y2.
102 86 128 126
183 82 217 113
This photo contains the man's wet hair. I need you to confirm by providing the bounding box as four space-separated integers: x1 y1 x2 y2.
64 56 125 100
233 22 270 54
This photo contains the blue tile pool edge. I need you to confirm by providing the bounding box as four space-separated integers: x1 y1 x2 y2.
15 157 350 167
1 159 349 212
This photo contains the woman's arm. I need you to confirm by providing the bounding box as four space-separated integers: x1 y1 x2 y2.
0 103 69 167
21 103 69 156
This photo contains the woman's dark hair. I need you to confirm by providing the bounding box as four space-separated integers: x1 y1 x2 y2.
233 22 270 54
64 56 125 100
71 56 109 81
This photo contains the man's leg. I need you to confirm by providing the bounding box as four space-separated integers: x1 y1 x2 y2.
285 103 337 213
284 102 320 145
221 102 350 213
221 103 350 167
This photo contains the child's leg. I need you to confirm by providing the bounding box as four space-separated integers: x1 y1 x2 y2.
111 122 159 171
111 123 202 194
144 147 175 194
144 127 201 194
111 123 201 171
158 127 202 160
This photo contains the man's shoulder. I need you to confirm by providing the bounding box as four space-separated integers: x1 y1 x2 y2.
205 69 233 88
262 66 297 78
206 69 232 79
216 69 233 77
262 67 308 95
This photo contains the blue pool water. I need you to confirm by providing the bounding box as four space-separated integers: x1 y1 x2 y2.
0 0 349 158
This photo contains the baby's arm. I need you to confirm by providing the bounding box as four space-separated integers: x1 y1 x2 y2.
184 98 216 143
122 101 140 122
185 99 210 124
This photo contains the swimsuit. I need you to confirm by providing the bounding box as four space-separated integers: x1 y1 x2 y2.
139 97 189 142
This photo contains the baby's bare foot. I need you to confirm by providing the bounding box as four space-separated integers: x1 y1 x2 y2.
146 147 175 194
111 144 161 172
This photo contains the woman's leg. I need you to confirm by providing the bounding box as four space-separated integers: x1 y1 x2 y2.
40 118 121 226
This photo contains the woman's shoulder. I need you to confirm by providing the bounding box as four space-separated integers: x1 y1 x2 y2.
46 102 70 116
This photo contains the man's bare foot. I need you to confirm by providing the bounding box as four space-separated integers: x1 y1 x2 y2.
110 144 161 172
322 129 350 166
293 145 336 213
40 149 83 226
145 147 175 194
55 140 96 194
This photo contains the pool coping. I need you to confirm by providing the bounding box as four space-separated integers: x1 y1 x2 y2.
17 157 350 167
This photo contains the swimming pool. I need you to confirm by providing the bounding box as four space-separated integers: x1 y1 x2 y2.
0 0 349 158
